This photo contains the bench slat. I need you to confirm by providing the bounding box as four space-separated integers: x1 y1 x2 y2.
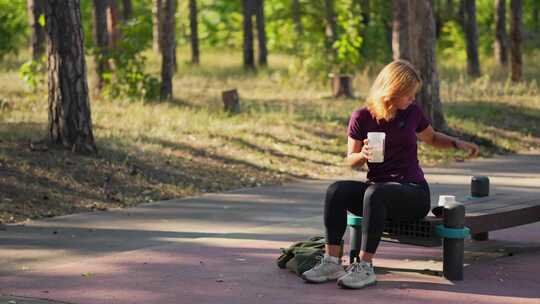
353 193 540 247
465 204 540 233
466 200 538 213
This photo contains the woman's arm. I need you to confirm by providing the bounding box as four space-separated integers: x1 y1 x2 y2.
417 125 480 157
347 136 370 168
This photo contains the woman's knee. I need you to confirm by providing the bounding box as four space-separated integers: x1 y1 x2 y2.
325 180 354 204
363 183 390 206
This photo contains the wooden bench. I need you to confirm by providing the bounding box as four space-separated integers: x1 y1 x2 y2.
347 176 540 281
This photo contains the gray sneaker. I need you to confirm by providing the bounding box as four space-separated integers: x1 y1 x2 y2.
301 255 346 283
337 261 377 289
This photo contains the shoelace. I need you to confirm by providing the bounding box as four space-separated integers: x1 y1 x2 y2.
346 261 372 274
346 262 363 273
311 255 325 270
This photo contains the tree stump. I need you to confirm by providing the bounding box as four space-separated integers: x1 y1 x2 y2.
332 74 354 98
222 89 240 114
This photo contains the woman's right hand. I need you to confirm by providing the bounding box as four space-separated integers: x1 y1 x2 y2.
360 139 371 161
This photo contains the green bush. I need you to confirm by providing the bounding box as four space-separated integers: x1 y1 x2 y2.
176 0 242 49
19 57 47 91
290 0 364 81
96 16 159 101
437 20 467 64
0 1 28 59
333 8 363 75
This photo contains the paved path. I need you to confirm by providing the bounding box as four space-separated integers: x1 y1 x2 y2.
1 153 540 304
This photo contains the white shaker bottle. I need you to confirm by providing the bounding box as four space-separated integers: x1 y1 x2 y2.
367 132 386 163
438 195 457 207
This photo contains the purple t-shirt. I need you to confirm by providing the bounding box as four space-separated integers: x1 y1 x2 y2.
348 103 430 183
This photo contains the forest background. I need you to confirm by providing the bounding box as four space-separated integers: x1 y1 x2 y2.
0 0 539 224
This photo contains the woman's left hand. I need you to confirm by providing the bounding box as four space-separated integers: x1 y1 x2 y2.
456 140 480 158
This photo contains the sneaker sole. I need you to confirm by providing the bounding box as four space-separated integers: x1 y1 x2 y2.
302 271 347 284
337 279 377 289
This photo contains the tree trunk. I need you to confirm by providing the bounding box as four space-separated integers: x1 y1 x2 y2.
392 0 411 61
27 0 46 60
189 0 200 64
494 0 508 66
445 0 454 20
441 0 455 32
510 0 522 82
435 0 454 37
324 0 338 61
45 0 97 154
255 0 268 66
160 0 176 100
243 0 255 69
107 0 121 49
434 1 442 37
291 0 303 43
462 0 480 77
122 0 132 20
172 0 177 71
153 0 163 52
92 0 110 95
353 0 371 57
534 4 539 33
409 0 446 131
360 0 370 26
381 1 393 57
457 0 465 27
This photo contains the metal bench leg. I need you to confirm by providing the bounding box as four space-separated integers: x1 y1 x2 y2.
470 176 489 242
443 203 465 281
349 225 362 264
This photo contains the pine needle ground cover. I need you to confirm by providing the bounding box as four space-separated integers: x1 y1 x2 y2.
1 49 539 224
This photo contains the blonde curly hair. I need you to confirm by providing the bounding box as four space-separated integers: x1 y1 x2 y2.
366 60 422 122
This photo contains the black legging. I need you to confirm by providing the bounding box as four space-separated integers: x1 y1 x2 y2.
324 180 431 254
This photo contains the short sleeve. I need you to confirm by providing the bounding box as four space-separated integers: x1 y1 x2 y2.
414 104 431 133
347 109 365 140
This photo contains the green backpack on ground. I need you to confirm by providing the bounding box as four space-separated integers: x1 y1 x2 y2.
276 236 327 276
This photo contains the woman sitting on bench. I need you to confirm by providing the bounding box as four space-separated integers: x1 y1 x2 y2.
301 60 480 289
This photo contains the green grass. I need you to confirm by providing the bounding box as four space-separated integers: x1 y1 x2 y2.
1 47 539 223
